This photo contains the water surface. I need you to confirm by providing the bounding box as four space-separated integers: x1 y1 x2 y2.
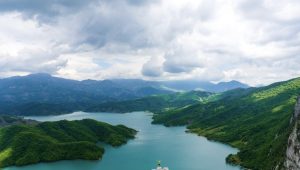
5 112 239 170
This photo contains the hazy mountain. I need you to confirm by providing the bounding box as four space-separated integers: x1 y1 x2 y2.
160 80 249 92
0 73 249 105
0 73 249 115
0 73 172 104
0 73 174 115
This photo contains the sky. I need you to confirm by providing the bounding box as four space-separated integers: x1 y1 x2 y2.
0 0 299 86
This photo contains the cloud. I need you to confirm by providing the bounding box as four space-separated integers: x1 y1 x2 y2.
0 0 153 20
193 68 225 81
0 0 299 86
0 48 68 74
0 0 97 22
142 56 164 77
0 13 68 75
163 51 205 74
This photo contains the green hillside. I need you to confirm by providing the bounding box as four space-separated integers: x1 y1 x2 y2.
0 119 136 168
153 77 300 169
86 91 213 113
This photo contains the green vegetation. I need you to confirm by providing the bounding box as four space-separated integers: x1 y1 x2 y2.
153 77 300 169
0 119 136 168
9 91 213 116
86 91 213 113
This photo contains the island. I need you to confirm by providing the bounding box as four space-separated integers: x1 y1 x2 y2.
0 118 137 168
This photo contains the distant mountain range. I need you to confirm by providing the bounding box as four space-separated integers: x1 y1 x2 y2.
0 73 171 104
160 80 249 92
0 73 249 115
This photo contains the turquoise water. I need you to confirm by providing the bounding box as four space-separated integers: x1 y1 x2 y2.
5 112 239 170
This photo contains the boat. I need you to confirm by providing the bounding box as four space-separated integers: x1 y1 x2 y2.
152 161 169 170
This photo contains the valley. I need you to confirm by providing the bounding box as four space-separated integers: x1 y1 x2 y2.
0 75 300 169
1 0 299 169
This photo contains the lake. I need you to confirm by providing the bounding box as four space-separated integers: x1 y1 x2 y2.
4 111 239 170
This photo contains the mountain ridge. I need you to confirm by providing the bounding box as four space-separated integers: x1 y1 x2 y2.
0 73 249 115
153 77 300 169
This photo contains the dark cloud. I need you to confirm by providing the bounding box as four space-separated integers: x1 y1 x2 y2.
162 48 205 74
0 0 153 16
73 3 149 49
38 0 159 50
0 0 96 22
0 0 160 50
163 62 194 73
142 66 162 77
141 57 163 77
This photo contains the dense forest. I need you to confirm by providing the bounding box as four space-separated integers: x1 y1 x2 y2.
153 77 300 169
0 119 136 168
86 91 214 113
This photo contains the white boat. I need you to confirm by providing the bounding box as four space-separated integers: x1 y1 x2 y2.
152 161 169 170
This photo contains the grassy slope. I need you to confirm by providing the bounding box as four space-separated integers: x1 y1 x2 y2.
86 91 213 113
0 119 136 168
153 78 300 169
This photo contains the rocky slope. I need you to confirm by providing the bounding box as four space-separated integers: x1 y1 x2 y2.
0 115 38 127
284 96 300 170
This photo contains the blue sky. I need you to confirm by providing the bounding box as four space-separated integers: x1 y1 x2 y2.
0 0 299 85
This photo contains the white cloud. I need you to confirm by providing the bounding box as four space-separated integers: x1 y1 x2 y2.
0 0 299 86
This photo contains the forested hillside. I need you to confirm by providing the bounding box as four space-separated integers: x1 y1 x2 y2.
0 119 136 168
153 77 300 169
86 91 213 113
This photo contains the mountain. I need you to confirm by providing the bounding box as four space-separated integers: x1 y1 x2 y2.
86 91 214 113
160 80 249 92
153 77 300 169
0 73 172 104
0 73 173 115
0 73 249 115
211 80 250 92
0 118 136 168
